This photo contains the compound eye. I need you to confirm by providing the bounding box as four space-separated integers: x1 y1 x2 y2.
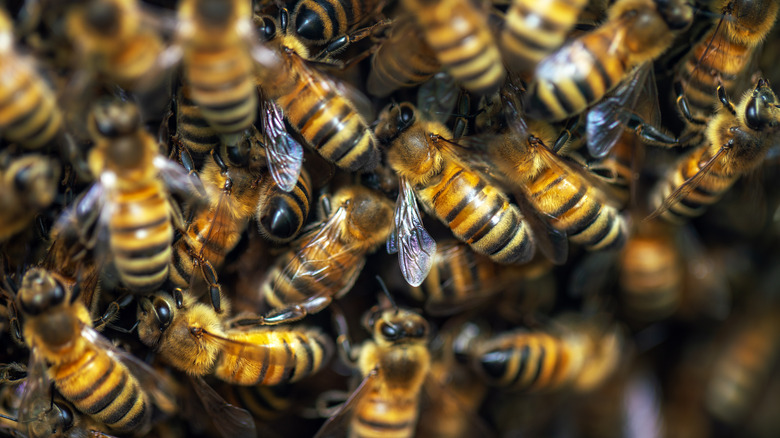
260 17 277 40
397 105 415 131
380 322 400 341
412 325 427 338
226 143 250 167
153 298 172 329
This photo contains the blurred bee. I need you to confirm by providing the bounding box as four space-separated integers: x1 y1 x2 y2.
171 83 221 162
400 0 505 95
137 288 332 386
410 239 553 316
0 8 62 149
56 98 201 293
705 309 780 425
377 102 536 287
366 17 441 98
15 268 174 435
219 383 294 423
259 185 394 324
490 97 628 251
674 0 779 137
500 0 589 74
470 316 623 393
256 11 380 171
523 0 692 121
292 0 380 46
650 79 780 223
176 0 282 145
314 301 431 438
64 0 167 91
0 153 59 243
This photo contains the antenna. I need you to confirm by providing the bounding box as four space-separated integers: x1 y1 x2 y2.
375 275 398 313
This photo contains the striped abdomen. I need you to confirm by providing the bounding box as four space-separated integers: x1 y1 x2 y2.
175 84 220 155
351 386 420 438
215 328 331 385
224 384 294 421
107 32 164 90
619 235 682 321
418 161 534 264
293 0 371 44
0 60 61 149
525 165 626 250
524 22 628 121
262 237 364 309
501 0 588 73
472 331 576 391
110 182 172 292
184 45 257 141
257 168 313 243
367 19 440 97
52 347 150 433
416 240 499 306
652 146 736 223
275 62 378 171
414 0 505 95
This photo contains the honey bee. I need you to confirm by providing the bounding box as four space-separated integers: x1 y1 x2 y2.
256 166 312 244
219 383 294 423
377 102 536 287
56 98 202 293
704 309 780 425
366 17 441 98
172 83 221 161
674 0 779 136
15 268 174 435
314 301 431 438
470 316 623 393
0 153 59 243
64 0 167 92
489 94 628 251
256 11 380 172
0 8 62 149
176 0 282 146
292 0 380 46
398 0 505 95
259 185 393 324
523 0 693 121
136 288 332 386
500 0 588 74
650 79 780 222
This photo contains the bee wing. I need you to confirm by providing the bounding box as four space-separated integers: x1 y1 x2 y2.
80 324 177 415
53 182 106 246
417 72 460 124
646 146 730 221
586 64 657 158
189 376 256 438
313 368 380 438
389 177 437 287
154 155 208 200
19 349 56 433
260 100 304 192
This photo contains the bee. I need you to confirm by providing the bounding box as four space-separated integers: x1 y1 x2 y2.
136 288 332 386
704 310 780 425
219 383 294 423
171 83 221 161
674 0 779 136
259 185 394 324
650 79 780 223
314 301 431 438
64 0 167 91
366 17 441 98
57 98 201 293
256 11 380 172
523 0 693 121
500 0 589 74
0 154 59 243
177 0 282 146
292 0 380 46
256 166 313 244
15 268 173 435
488 96 628 251
377 102 536 287
470 316 623 393
399 0 505 95
0 8 62 149
410 239 553 316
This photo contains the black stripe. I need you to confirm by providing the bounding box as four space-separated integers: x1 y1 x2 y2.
120 262 168 277
300 334 315 377
322 0 340 38
567 202 601 235
5 96 44 133
85 371 126 415
311 101 352 151
590 50 613 92
548 182 586 218
112 215 168 234
102 384 139 426
113 242 170 259
356 415 412 431
479 211 520 256
530 344 546 385
282 337 297 381
190 71 247 93
551 83 577 115
69 355 112 401
464 198 503 243
508 344 530 388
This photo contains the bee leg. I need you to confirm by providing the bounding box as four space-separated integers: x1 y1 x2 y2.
314 19 392 62
451 91 472 139
262 295 333 325
716 84 737 116
59 133 92 182
626 113 693 147
0 362 27 384
93 293 133 331
169 199 187 233
3 296 24 346
674 81 709 126
317 194 332 219
330 302 359 366
199 261 225 315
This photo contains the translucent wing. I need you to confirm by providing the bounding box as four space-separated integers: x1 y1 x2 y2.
18 349 56 434
646 146 730 221
389 177 436 287
81 324 177 416
417 72 460 123
53 182 106 247
587 64 656 158
154 155 207 200
190 376 257 438
261 100 304 192
313 368 379 438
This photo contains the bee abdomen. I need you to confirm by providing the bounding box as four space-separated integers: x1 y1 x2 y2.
353 392 418 438
262 246 341 309
53 348 150 433
0 64 61 149
257 169 312 243
367 22 441 97
177 86 221 154
293 0 366 44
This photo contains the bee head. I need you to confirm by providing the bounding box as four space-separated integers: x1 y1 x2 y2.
369 308 429 346
744 79 780 132
17 269 67 317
